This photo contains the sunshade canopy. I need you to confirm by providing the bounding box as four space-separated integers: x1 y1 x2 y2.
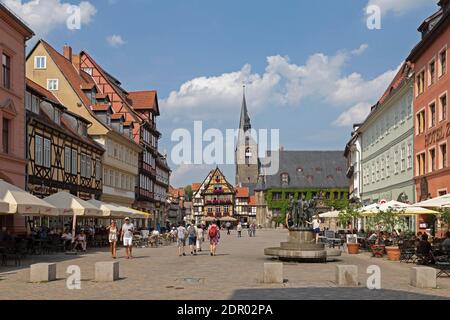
111 204 149 219
415 194 450 208
319 211 341 218
360 200 438 216
87 199 127 218
220 216 237 222
0 180 59 216
44 192 102 217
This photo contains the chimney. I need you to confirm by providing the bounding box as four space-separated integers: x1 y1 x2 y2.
63 45 72 62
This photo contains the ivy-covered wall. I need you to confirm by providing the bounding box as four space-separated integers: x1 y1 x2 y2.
265 188 349 222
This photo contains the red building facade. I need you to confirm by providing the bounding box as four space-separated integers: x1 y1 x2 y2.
0 3 33 232
409 0 449 235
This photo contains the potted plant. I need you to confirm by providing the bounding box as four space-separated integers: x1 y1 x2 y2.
338 207 361 254
372 207 406 261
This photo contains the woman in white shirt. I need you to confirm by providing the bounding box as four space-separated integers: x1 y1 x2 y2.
196 225 204 252
307 214 321 244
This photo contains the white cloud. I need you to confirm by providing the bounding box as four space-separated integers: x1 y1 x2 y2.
162 45 398 127
107 34 126 47
365 0 432 15
333 102 372 127
0 0 97 35
351 44 369 56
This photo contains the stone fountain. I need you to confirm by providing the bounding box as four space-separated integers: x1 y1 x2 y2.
264 195 327 263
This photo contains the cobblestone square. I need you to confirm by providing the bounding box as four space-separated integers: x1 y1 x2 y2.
1 229 449 300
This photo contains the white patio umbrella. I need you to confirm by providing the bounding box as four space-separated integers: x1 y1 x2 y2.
0 199 11 214
0 180 59 216
44 192 102 217
87 199 127 218
111 204 149 219
319 210 341 218
361 200 438 216
415 194 450 208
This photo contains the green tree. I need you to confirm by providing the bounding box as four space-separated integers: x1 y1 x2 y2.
184 185 193 201
338 206 361 235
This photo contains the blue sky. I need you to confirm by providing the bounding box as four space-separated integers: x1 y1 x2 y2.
3 0 438 187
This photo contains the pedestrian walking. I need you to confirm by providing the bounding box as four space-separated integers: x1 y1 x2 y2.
177 222 187 256
307 214 321 244
188 221 197 255
196 224 204 252
121 217 135 259
250 222 256 237
208 221 220 256
237 222 243 238
226 221 232 235
107 220 118 259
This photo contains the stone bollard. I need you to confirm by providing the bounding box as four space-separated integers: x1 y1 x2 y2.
95 261 119 282
30 263 57 283
264 262 283 284
410 267 437 289
335 265 358 287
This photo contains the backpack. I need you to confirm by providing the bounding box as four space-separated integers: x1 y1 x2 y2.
188 225 196 238
208 225 218 238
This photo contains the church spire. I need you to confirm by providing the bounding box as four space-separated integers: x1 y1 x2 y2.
239 85 251 132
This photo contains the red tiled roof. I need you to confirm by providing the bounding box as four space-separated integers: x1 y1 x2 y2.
248 196 256 206
26 78 62 107
91 104 111 112
236 187 249 198
378 63 408 105
111 113 124 120
96 93 108 100
192 183 201 192
40 41 93 111
127 90 160 115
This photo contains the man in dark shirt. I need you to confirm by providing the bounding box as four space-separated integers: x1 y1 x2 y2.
416 234 432 264
441 231 450 252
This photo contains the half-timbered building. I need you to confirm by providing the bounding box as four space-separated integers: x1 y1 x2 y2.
26 79 104 200
26 40 142 208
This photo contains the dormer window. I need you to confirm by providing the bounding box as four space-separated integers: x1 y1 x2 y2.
78 122 87 137
83 68 93 76
281 173 289 186
53 108 61 125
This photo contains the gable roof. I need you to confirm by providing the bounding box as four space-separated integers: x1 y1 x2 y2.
262 151 348 190
192 183 201 192
202 167 235 195
236 187 249 198
79 50 142 123
127 90 160 115
39 40 94 110
26 78 63 107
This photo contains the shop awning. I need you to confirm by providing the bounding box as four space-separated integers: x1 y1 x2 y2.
415 194 450 208
360 200 438 216
0 180 59 216
44 192 103 217
110 204 150 219
87 199 128 218
319 211 340 218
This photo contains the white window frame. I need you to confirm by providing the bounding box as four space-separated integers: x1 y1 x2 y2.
71 149 78 175
43 138 51 168
35 135 43 166
47 79 59 91
34 56 47 69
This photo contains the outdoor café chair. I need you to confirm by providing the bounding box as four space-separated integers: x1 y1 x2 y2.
431 251 450 278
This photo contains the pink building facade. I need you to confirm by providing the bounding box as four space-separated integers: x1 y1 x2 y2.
0 4 33 232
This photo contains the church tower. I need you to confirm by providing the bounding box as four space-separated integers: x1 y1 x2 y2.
235 86 259 185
